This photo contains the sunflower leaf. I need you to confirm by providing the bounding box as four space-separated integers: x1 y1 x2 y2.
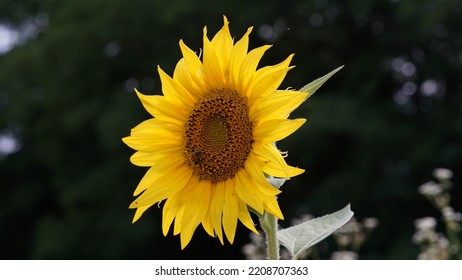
299 65 344 98
278 204 353 259
266 177 286 189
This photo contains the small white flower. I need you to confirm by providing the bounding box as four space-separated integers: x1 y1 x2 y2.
442 207 462 222
334 234 353 247
363 217 379 230
436 234 450 249
414 217 437 231
418 181 442 196
433 168 453 180
412 231 426 244
331 251 358 260
335 217 362 233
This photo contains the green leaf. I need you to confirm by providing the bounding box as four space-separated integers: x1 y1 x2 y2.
299 65 344 98
266 177 286 189
278 204 354 259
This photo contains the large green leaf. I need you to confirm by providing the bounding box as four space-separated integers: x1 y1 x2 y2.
278 204 353 259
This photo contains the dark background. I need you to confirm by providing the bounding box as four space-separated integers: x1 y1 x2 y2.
1 0 461 259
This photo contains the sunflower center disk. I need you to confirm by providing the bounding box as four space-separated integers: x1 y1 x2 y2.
184 88 253 183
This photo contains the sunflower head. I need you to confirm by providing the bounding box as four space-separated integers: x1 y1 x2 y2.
123 16 308 249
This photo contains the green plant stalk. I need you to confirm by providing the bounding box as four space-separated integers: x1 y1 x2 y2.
444 221 462 259
261 212 280 260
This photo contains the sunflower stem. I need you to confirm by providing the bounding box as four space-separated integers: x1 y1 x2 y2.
261 212 280 260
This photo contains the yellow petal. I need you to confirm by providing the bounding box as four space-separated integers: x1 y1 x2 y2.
180 181 211 249
135 89 188 125
133 146 182 164
162 196 179 236
131 151 185 196
234 170 264 214
132 204 154 223
123 134 182 152
129 163 192 207
133 166 160 196
244 153 281 196
173 58 204 98
249 90 308 122
210 16 233 75
238 45 272 96
229 26 253 88
253 118 306 143
254 143 304 178
203 26 225 89
173 204 185 236
263 162 305 178
210 181 225 244
238 200 258 234
201 210 215 237
128 151 154 167
222 180 238 244
179 39 204 87
248 55 294 105
129 117 183 135
129 145 181 170
263 196 284 220
158 66 196 107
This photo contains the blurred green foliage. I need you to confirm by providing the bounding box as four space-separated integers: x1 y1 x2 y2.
0 0 461 259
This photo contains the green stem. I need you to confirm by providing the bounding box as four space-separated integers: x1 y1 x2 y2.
444 221 462 259
260 212 280 260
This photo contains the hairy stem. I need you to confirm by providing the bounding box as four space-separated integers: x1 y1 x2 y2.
261 212 280 260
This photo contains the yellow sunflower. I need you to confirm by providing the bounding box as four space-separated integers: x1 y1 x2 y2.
123 16 308 249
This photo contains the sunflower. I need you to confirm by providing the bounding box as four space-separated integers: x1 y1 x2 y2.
123 16 308 249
